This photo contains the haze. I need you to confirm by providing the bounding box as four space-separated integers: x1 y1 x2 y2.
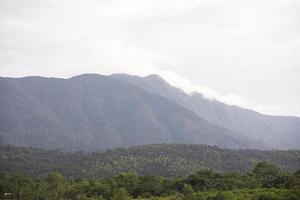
0 0 299 116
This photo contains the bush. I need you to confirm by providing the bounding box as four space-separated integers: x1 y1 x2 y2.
256 194 277 200
211 192 227 200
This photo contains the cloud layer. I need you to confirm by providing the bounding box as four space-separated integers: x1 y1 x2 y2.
0 0 299 116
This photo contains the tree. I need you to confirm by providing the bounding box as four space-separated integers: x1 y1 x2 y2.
211 192 227 200
253 162 281 177
113 172 139 194
182 184 197 200
252 162 282 187
132 176 164 197
45 172 66 199
112 188 131 200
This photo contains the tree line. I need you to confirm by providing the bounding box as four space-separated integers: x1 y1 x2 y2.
0 161 299 200
1 144 299 179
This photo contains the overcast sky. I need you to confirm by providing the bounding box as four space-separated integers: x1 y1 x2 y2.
0 0 300 116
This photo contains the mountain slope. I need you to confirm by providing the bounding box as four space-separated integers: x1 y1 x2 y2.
0 74 249 151
111 74 300 150
0 144 299 178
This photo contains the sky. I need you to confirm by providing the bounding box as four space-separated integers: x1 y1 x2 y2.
0 0 300 117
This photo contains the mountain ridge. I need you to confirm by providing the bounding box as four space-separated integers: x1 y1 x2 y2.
111 73 300 150
0 73 299 151
0 74 253 151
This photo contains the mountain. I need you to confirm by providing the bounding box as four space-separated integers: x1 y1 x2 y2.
0 73 299 151
111 74 300 150
0 74 252 151
0 144 299 178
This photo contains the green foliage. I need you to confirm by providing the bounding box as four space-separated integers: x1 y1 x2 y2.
182 184 198 200
185 170 260 192
210 192 227 200
256 194 277 200
0 161 299 200
252 162 297 188
112 188 131 200
253 162 281 177
1 144 299 179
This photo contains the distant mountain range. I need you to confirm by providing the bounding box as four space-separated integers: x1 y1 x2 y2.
0 74 299 151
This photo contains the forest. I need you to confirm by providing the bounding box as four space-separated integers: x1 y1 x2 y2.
0 144 299 179
0 161 299 200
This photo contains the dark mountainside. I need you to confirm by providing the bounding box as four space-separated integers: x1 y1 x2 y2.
0 74 248 151
0 74 299 151
111 74 300 150
1 144 299 178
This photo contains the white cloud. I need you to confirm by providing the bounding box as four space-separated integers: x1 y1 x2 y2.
0 0 299 116
156 70 281 115
157 70 219 98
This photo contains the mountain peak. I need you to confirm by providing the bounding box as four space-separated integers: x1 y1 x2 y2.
70 73 104 79
144 74 164 81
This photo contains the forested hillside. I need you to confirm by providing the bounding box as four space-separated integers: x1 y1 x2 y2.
1 144 299 179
